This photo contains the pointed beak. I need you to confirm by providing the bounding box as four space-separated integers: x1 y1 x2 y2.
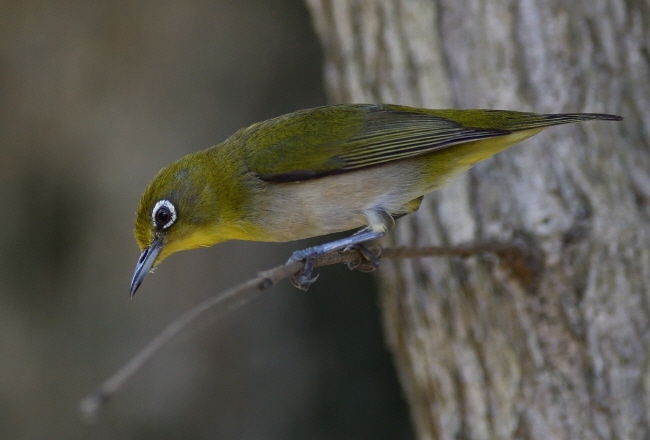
130 236 164 297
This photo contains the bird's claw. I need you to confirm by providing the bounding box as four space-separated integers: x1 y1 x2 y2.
346 244 382 273
290 272 320 291
290 256 320 291
288 243 382 289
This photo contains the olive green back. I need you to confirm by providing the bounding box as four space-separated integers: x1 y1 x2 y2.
223 104 621 182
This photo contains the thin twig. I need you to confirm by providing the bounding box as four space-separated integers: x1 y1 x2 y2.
79 241 536 421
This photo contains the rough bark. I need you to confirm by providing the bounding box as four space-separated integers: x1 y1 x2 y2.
306 1 650 439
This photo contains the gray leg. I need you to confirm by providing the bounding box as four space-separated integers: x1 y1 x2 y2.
287 229 386 263
288 229 386 290
288 208 394 290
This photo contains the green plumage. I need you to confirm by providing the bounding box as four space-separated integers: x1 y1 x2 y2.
129 103 622 295
230 104 621 181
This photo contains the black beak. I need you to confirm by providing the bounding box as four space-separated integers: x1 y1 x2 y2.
130 237 164 297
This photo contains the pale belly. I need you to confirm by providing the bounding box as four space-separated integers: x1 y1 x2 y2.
247 159 444 242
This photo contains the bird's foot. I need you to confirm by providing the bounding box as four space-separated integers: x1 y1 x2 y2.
286 231 386 289
346 243 382 273
290 256 320 291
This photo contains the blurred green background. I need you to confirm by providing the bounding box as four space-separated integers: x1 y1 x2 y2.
0 1 413 438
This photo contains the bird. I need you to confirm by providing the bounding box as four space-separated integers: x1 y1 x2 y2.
130 104 622 295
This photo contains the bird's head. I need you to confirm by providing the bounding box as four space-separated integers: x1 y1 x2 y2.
129 154 227 296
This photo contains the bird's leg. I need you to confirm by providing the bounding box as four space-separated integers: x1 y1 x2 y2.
344 200 425 272
288 208 394 290
288 228 386 290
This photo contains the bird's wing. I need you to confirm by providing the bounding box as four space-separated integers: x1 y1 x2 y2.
241 104 618 182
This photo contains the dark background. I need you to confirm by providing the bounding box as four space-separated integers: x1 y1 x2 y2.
0 1 413 438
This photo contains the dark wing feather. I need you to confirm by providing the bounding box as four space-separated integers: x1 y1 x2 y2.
337 111 509 170
240 104 621 182
245 105 509 182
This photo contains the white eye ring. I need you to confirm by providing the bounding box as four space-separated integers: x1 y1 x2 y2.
152 199 177 229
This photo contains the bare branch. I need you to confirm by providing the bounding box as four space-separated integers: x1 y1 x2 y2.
79 242 533 421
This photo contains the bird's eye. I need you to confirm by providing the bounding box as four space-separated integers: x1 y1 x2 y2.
156 207 170 224
152 199 177 229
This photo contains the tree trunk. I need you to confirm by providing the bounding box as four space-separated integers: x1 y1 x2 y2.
306 1 650 439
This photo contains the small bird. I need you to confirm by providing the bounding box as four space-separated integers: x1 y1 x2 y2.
130 104 622 295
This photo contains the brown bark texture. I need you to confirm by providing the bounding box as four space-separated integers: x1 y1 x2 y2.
305 1 650 439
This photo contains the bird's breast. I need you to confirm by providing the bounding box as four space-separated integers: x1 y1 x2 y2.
243 160 431 242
